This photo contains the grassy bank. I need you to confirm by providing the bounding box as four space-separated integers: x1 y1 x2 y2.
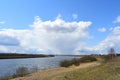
10 56 120 80
49 56 120 80
12 62 100 80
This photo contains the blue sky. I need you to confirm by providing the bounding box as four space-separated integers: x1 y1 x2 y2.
0 0 120 54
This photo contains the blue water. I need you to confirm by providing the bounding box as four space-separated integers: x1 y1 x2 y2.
0 56 78 78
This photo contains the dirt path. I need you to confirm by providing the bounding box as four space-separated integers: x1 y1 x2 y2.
12 62 100 80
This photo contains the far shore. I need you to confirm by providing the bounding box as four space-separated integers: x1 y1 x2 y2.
0 53 54 59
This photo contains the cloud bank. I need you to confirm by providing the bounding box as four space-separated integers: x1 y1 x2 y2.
81 26 120 54
0 15 92 54
1 15 120 54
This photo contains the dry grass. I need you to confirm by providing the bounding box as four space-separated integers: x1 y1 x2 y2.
12 56 120 80
50 56 120 80
12 62 100 80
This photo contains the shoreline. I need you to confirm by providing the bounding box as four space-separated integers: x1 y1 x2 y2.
12 62 100 80
0 53 54 59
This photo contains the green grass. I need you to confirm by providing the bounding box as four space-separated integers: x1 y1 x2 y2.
49 56 120 80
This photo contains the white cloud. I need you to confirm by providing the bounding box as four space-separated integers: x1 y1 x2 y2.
113 16 120 23
91 26 120 54
30 16 92 54
0 15 92 54
75 26 120 54
72 14 78 20
98 27 106 32
0 21 5 24
2 15 120 55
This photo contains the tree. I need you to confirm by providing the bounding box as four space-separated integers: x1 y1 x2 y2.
108 48 116 59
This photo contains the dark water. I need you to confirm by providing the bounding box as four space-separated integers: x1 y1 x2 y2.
0 56 79 78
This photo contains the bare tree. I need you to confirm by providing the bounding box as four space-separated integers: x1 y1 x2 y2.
108 48 116 59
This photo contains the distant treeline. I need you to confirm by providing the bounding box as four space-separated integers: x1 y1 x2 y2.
0 53 54 59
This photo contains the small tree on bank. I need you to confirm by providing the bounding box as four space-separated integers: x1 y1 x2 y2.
108 48 116 60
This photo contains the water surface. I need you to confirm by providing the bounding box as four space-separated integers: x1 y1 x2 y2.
0 56 79 78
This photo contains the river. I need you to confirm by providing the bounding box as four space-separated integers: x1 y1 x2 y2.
0 56 80 78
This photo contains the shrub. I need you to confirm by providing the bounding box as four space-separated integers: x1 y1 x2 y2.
60 60 73 67
60 56 97 67
79 56 97 63
72 58 80 66
13 66 29 77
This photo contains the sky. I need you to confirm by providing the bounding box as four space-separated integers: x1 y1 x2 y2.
0 0 120 54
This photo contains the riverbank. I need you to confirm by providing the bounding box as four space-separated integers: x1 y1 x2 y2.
12 56 120 80
12 62 100 80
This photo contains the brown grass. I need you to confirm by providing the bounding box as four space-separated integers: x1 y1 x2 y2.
13 56 120 80
12 62 100 80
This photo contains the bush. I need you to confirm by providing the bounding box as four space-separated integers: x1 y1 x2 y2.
72 58 80 66
60 60 73 67
60 56 97 67
13 66 29 77
60 59 81 67
79 56 97 63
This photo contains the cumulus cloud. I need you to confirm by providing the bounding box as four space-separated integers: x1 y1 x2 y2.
90 26 120 54
98 27 106 32
75 26 120 54
30 16 92 54
113 16 120 23
0 15 92 54
2 15 120 55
